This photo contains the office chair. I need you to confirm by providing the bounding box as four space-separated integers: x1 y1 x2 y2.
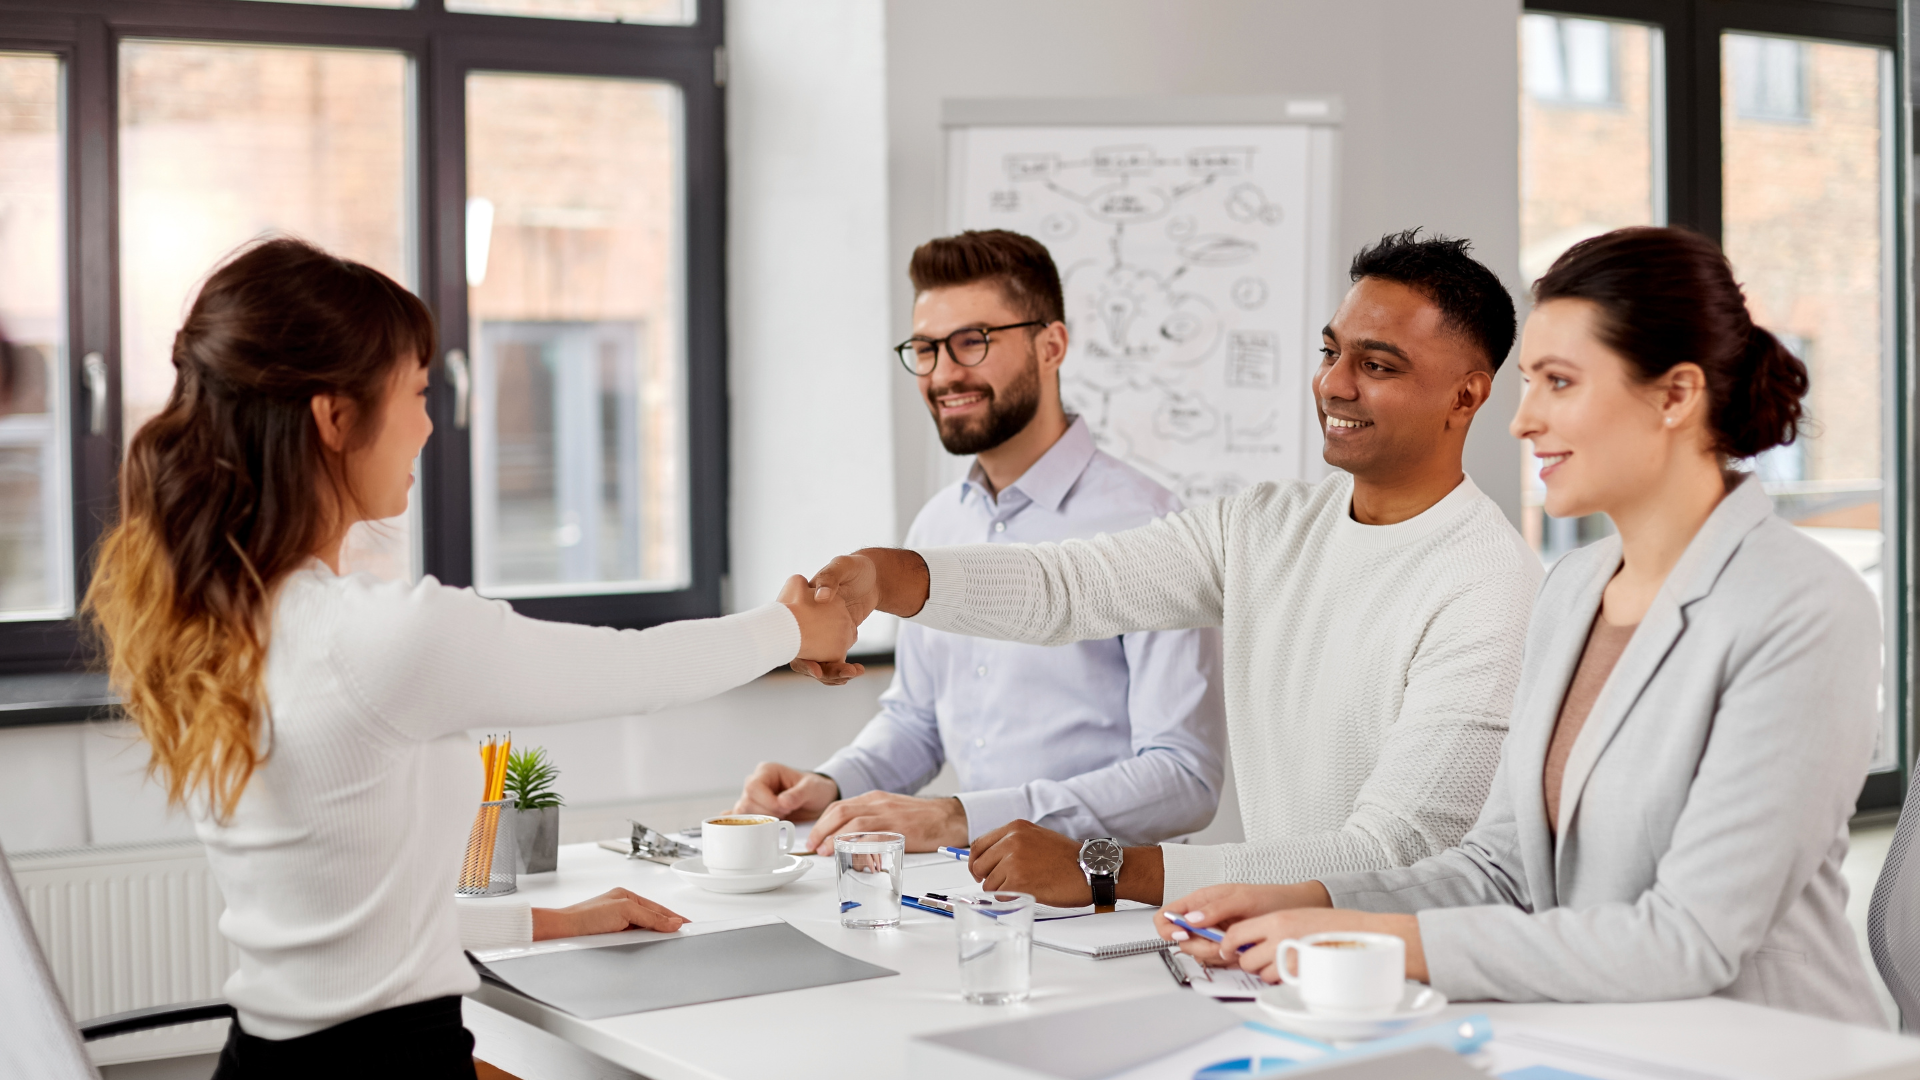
1870 787 1920 1031
0 838 235 1079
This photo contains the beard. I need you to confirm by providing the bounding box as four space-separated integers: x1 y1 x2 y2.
929 353 1043 456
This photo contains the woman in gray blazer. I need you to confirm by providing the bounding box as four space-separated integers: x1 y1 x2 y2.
1161 227 1884 1026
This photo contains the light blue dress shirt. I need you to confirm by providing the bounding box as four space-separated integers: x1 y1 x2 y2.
816 417 1227 844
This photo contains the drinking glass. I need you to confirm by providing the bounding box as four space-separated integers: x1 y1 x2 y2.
954 891 1034 1004
835 832 904 928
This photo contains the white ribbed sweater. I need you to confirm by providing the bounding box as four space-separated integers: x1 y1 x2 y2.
912 472 1541 901
195 564 799 1039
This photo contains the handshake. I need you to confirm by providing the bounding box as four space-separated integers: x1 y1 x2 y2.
775 548 932 687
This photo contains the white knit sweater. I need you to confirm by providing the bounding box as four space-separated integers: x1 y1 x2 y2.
912 472 1540 901
195 564 799 1039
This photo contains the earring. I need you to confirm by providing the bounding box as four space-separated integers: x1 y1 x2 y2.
1665 417 1675 426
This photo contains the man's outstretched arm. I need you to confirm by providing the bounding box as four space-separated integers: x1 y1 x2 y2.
799 499 1239 684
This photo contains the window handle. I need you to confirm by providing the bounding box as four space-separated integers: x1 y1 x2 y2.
83 352 107 436
445 348 471 430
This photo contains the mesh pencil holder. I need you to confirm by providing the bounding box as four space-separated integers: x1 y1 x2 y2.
457 798 518 897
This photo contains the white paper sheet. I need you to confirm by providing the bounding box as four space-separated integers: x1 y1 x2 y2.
1473 1024 1736 1080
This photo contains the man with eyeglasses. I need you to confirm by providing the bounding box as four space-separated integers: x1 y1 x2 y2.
732 229 1228 859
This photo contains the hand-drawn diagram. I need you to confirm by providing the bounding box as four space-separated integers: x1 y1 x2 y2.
950 123 1335 504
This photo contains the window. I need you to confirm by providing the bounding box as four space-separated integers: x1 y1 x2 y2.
0 1 725 672
0 53 71 621
1520 1 1904 808
1523 14 1619 105
444 0 694 23
465 72 688 598
1519 14 1663 560
118 39 418 575
1728 33 1810 121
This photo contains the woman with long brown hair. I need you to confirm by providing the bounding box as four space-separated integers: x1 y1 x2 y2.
86 238 856 1076
1155 226 1885 1026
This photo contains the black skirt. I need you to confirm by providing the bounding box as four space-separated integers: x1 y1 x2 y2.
212 995 477 1080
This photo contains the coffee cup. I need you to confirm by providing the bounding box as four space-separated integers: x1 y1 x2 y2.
701 815 795 873
1276 931 1406 1018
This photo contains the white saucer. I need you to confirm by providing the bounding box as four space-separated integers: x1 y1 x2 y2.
1255 982 1447 1042
670 855 811 894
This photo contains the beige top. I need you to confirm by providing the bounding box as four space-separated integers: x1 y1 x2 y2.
1543 614 1638 833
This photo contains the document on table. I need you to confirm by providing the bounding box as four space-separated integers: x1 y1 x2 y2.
469 916 896 1019
1032 908 1172 958
1475 1024 1738 1080
1163 949 1269 999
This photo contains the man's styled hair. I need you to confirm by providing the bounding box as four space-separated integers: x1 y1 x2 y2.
1349 229 1517 372
909 230 1065 325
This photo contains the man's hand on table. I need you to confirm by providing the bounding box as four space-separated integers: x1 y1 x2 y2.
792 549 931 686
531 888 687 941
967 820 1166 908
805 791 969 854
733 762 838 821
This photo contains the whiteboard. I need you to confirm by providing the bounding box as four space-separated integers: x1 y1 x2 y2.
948 117 1339 504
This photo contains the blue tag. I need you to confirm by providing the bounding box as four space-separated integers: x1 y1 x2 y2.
1192 1057 1301 1079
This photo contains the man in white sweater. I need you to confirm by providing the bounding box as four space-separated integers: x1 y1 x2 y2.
800 230 1542 906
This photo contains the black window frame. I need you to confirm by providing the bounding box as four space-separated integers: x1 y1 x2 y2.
0 0 729 680
1524 0 1907 812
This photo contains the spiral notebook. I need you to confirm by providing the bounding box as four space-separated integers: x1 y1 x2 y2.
1032 908 1171 959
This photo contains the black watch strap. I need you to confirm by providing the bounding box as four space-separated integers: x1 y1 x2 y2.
1089 872 1117 910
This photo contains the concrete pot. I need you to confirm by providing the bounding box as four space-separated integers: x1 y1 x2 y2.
512 805 560 875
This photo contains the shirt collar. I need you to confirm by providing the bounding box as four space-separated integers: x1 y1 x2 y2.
961 415 1098 513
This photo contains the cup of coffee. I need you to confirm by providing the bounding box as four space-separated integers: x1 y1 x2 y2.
700 815 795 873
1276 931 1406 1018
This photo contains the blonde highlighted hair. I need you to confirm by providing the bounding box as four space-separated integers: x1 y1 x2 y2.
84 239 434 822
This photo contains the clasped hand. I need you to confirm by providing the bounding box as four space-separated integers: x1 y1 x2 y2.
784 550 929 686
777 573 862 677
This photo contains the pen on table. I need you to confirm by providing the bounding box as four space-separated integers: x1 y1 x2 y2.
1163 913 1253 953
939 846 969 861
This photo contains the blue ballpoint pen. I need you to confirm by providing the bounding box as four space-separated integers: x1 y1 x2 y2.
939 846 969 861
1164 912 1254 953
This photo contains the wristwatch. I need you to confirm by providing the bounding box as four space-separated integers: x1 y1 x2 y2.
1078 837 1124 913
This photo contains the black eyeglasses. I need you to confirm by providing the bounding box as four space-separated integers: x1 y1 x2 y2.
893 321 1048 376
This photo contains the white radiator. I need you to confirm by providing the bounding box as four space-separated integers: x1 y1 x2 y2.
8 839 236 1066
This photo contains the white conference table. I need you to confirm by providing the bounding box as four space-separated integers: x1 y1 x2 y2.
465 842 1920 1080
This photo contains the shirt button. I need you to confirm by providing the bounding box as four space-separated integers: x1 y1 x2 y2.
975 738 986 748
977 665 988 677
993 521 1006 533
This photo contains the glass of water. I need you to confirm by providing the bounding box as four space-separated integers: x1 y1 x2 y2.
835 832 904 928
954 891 1034 1004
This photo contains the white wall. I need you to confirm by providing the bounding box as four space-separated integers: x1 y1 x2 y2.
884 0 1527 528
725 0 902 650
0 670 892 854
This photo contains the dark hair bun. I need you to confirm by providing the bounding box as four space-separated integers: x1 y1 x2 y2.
1534 227 1808 461
1723 325 1809 459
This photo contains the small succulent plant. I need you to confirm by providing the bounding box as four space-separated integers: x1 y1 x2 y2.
503 746 564 811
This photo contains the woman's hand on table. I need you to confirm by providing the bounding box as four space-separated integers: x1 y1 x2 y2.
531 888 687 941
1156 882 1329 959
1217 907 1427 985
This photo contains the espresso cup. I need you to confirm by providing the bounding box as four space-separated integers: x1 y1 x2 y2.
1276 931 1406 1018
701 814 795 873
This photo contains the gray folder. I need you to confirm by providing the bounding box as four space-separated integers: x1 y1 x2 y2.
473 921 896 1019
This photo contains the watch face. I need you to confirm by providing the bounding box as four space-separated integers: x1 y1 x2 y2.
1080 838 1123 875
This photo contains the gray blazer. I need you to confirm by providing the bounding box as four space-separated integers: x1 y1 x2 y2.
1320 476 1884 1026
